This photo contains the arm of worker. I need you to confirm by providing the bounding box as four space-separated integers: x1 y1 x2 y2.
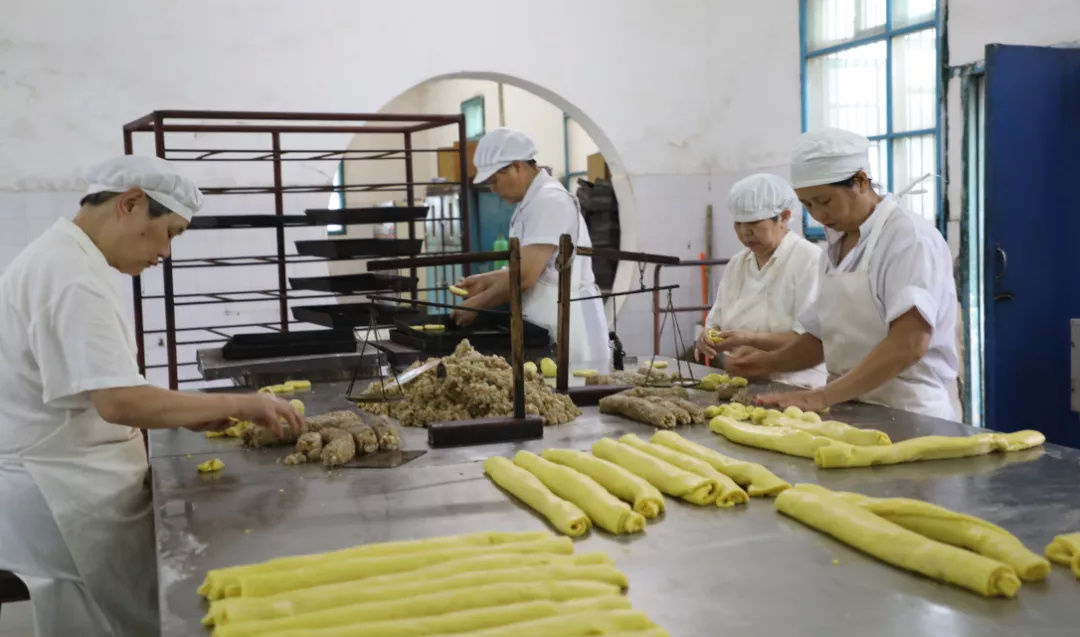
450 244 555 326
755 308 931 412
89 386 302 435
725 332 825 379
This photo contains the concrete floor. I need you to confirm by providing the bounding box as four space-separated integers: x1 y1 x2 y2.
0 601 32 637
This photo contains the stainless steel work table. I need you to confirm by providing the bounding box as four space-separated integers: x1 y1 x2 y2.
151 364 1080 636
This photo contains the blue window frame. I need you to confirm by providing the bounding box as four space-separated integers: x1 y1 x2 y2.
799 0 942 239
462 96 485 141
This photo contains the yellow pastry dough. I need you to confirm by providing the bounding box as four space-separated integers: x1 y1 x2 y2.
796 484 1049 581
197 458 225 473
591 437 718 505
422 608 657 637
199 530 554 599
212 580 620 637
229 537 574 598
205 562 628 627
650 430 789 497
541 448 665 518
514 451 645 534
775 484 1021 597
814 430 1045 468
709 416 834 459
616 434 747 508
261 596 631 637
771 416 891 446
1045 532 1080 578
484 456 591 536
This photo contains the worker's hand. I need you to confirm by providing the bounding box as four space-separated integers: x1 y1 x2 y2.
455 272 498 297
755 389 831 413
713 330 757 353
724 346 774 378
694 329 718 361
185 418 232 433
450 299 481 327
234 393 305 438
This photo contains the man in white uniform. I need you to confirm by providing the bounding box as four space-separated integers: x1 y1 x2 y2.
694 173 826 388
727 128 960 420
0 156 303 636
451 128 610 366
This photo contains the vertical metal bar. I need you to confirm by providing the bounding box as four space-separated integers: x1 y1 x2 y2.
885 0 895 192
508 238 525 419
271 133 289 332
935 0 947 234
555 234 573 392
457 116 472 275
154 113 179 390
406 131 416 302
124 128 146 376
799 0 817 238
652 264 662 355
562 113 571 189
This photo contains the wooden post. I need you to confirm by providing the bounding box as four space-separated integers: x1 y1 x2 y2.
555 233 573 392
508 238 525 419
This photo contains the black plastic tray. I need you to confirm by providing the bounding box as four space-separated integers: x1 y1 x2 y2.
292 302 420 329
188 215 315 230
288 273 418 293
389 313 550 355
221 329 356 360
294 238 423 259
304 207 429 225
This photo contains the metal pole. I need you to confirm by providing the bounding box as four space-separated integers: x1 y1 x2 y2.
124 128 146 376
652 264 663 356
153 113 179 389
555 233 573 392
404 131 418 301
271 133 289 332
508 238 525 419
457 116 472 275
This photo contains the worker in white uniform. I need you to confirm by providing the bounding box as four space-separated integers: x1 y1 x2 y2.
694 173 826 388
727 128 960 419
0 156 304 636
450 128 610 366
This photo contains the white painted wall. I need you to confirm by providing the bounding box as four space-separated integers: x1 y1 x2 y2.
1 0 803 384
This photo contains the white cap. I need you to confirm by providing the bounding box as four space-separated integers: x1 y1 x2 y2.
789 128 871 189
472 127 538 184
84 156 204 220
727 173 798 223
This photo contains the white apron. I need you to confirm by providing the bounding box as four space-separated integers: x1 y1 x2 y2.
818 197 958 419
3 253 159 635
514 189 609 367
719 241 827 389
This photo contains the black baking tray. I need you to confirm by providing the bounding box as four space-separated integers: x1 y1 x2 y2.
188 215 315 229
292 302 420 329
221 329 357 360
294 238 423 259
303 207 429 225
288 273 418 293
389 312 550 355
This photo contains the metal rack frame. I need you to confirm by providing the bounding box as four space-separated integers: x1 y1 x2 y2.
123 110 472 388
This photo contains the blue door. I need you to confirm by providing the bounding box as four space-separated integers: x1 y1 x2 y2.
984 44 1080 447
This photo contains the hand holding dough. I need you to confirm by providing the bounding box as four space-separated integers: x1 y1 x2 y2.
616 434 747 508
591 438 718 505
541 448 665 518
650 430 790 497
484 456 591 537
814 430 1045 468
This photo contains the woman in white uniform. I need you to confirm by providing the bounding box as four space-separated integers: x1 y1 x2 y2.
451 128 610 366
694 173 826 388
0 156 304 636
727 128 960 419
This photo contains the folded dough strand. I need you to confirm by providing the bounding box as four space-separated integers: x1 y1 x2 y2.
616 434 747 508
814 430 1045 468
484 456 591 536
541 448 665 518
709 416 835 459
1045 532 1080 578
649 430 790 497
591 437 719 505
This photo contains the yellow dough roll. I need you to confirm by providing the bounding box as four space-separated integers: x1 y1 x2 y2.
796 484 1049 581
229 537 573 598
814 430 1046 468
212 580 620 637
204 562 628 627
775 484 1021 598
709 416 835 459
1045 532 1080 578
514 451 646 534
617 434 747 508
263 596 631 637
484 456 591 536
541 448 665 518
649 431 790 497
772 416 891 446
589 631 671 637
591 437 718 505
423 609 659 637
199 530 552 599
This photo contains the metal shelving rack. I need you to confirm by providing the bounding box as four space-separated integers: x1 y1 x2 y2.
122 110 471 388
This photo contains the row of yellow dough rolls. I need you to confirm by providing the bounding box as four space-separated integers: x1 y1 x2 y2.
708 414 1045 468
775 484 1049 597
